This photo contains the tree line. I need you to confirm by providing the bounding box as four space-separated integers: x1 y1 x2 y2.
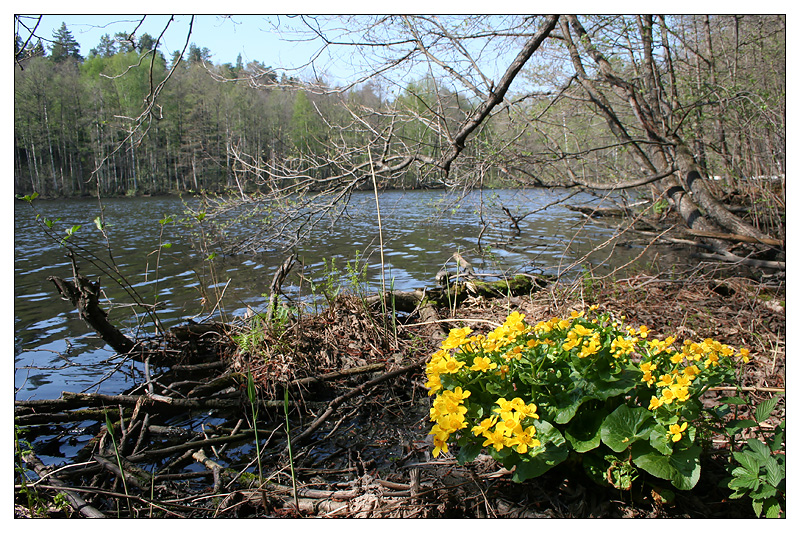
14 22 423 196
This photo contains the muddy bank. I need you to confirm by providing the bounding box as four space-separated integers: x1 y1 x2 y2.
15 268 784 518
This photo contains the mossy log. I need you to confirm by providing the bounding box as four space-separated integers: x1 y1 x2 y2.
368 274 549 311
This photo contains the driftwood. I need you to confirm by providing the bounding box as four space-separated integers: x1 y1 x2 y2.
48 253 136 354
567 205 631 217
368 273 547 313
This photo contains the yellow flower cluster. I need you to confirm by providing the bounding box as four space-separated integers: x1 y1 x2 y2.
429 386 471 457
644 336 749 410
471 397 541 453
481 311 530 353
425 326 475 395
424 305 753 464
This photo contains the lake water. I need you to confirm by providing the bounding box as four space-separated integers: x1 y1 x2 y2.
14 188 664 400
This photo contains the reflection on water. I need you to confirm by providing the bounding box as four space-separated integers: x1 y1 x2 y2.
14 189 665 399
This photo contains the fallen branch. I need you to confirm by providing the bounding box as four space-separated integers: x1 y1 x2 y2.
22 451 106 518
93 454 153 491
695 251 785 270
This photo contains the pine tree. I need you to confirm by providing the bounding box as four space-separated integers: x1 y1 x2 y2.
49 22 81 62
137 33 157 53
89 34 117 58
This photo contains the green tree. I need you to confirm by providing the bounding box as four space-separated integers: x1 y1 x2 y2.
289 90 324 155
49 22 81 62
137 33 157 53
89 34 117 58
187 43 211 64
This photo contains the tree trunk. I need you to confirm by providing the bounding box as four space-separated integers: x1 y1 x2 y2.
672 141 773 242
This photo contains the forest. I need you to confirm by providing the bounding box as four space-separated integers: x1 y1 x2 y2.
14 20 491 197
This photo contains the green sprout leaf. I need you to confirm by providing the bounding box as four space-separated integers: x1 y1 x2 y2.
754 395 782 424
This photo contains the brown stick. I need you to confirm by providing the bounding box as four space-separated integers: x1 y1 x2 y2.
93 454 152 490
707 386 785 394
290 363 386 388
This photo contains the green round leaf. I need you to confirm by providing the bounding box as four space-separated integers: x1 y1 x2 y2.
631 441 701 491
600 405 653 453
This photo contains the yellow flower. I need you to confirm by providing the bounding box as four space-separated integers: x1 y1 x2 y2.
668 422 688 442
660 388 676 405
683 365 701 379
431 427 450 457
482 428 507 451
738 348 751 364
436 413 467 433
562 332 580 352
640 361 657 373
443 386 471 403
674 375 691 388
670 352 685 364
638 325 650 338
720 344 734 357
508 426 540 454
648 396 663 410
471 416 498 437
579 334 601 358
671 386 690 402
441 327 473 350
435 354 466 375
424 373 442 395
470 355 498 372
503 311 529 333
656 374 674 387
496 410 523 436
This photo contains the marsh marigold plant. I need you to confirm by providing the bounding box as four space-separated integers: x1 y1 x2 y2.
425 307 751 487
